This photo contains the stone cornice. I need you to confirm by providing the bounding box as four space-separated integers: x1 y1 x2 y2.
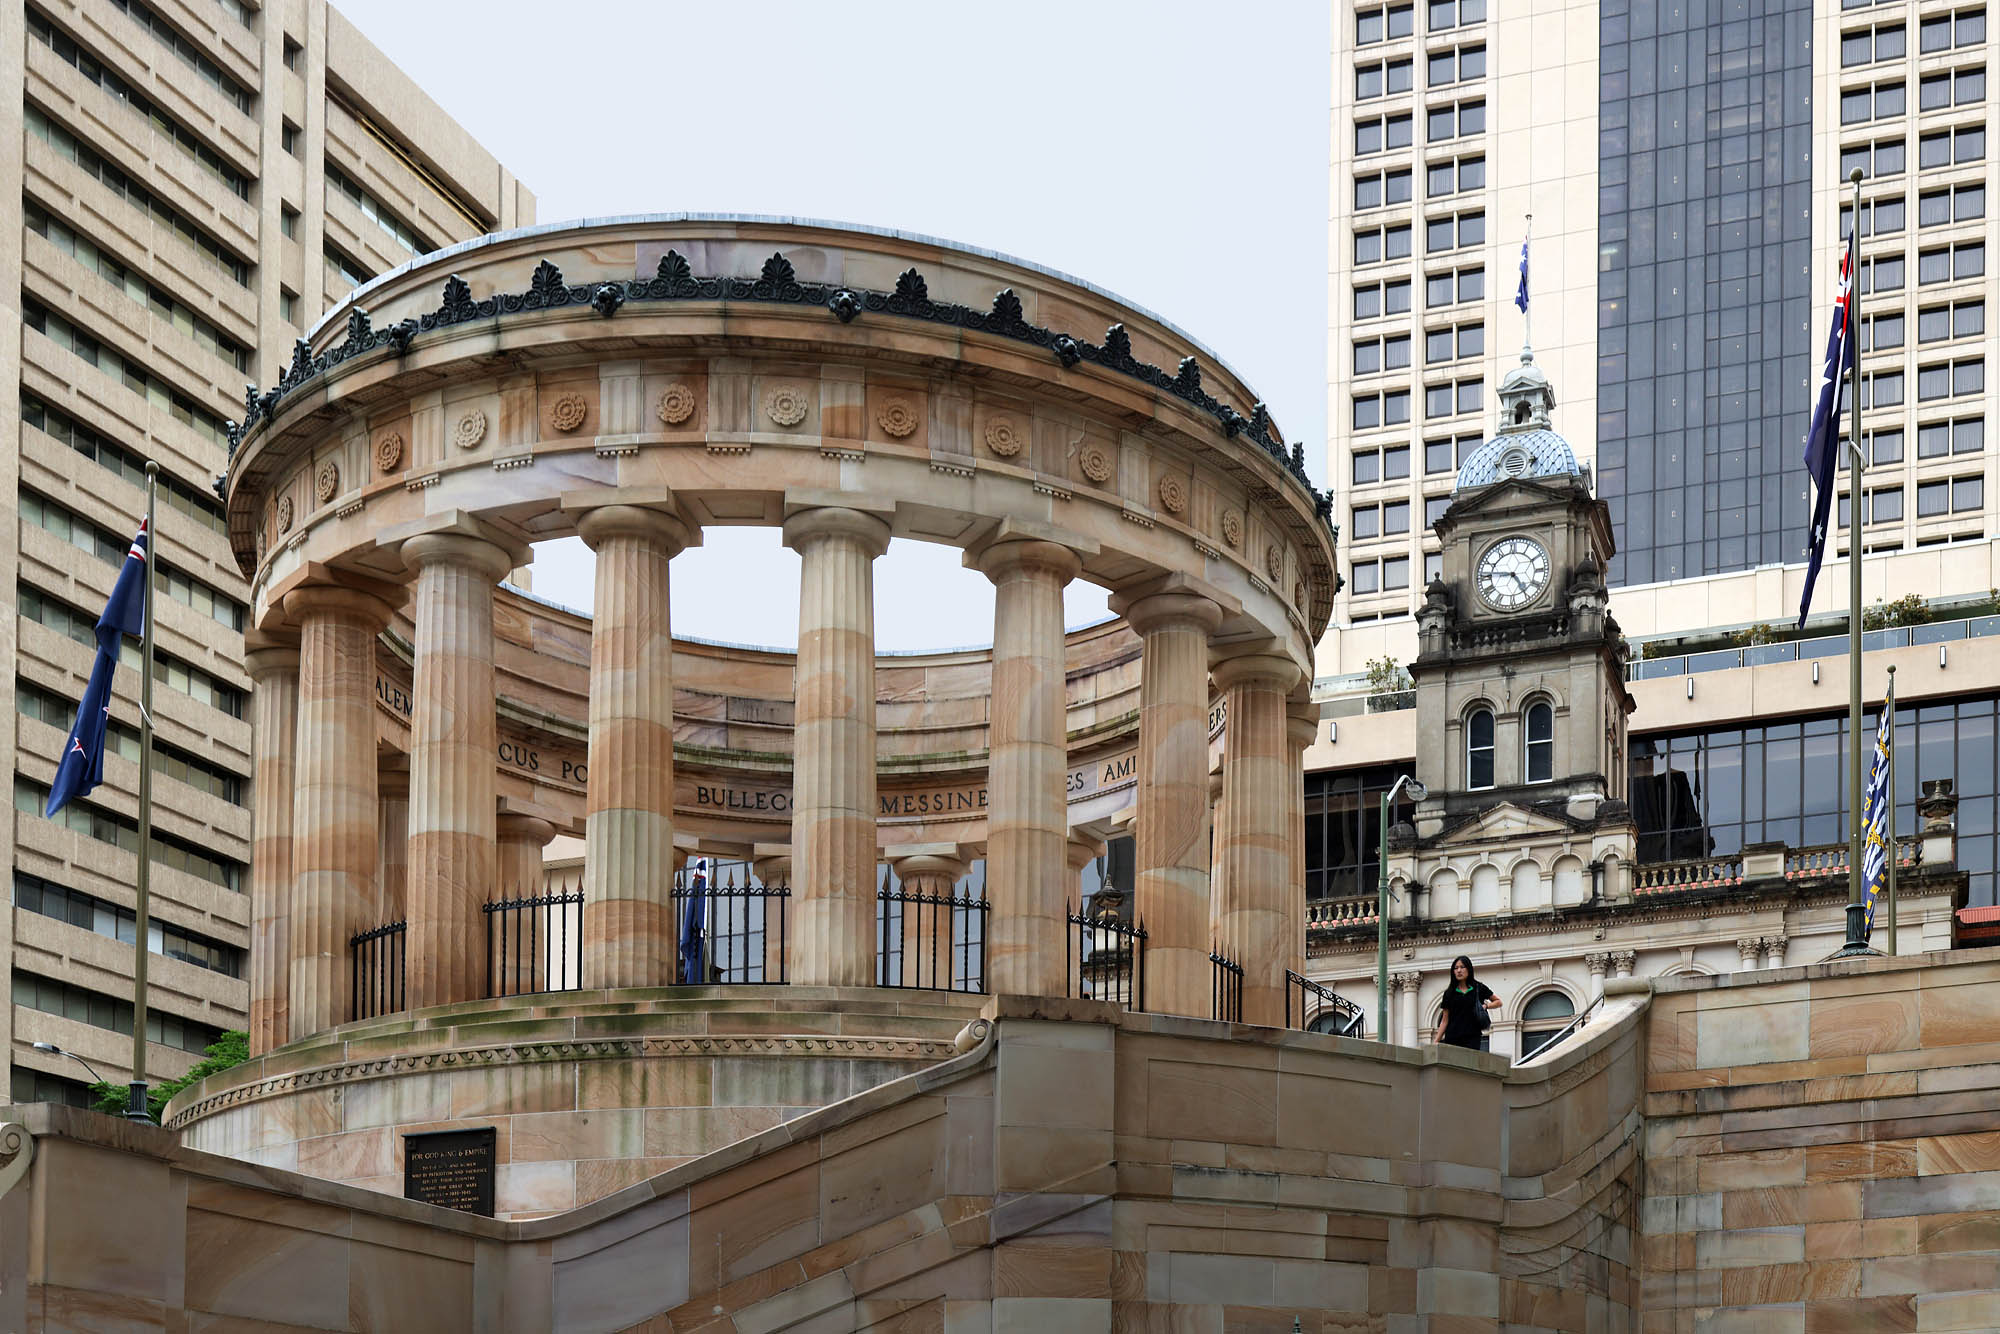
163 1033 958 1130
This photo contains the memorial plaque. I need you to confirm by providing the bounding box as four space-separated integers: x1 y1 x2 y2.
403 1127 496 1217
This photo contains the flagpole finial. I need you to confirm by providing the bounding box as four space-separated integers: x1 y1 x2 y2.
1849 166 1864 185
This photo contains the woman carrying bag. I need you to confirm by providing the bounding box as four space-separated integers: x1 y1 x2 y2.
1433 954 1501 1050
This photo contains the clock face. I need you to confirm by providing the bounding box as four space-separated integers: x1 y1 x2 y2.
1475 536 1551 610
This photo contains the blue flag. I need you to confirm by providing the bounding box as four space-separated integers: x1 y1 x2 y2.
1514 236 1529 314
1860 702 1893 935
1799 233 1856 628
677 862 708 984
46 517 148 816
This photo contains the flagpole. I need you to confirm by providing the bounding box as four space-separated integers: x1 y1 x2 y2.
1886 665 1898 954
1837 166 1875 957
1522 213 1533 353
129 462 158 1121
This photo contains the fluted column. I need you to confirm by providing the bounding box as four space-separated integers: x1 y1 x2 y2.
1395 970 1422 1047
283 586 394 1040
752 849 792 983
890 851 967 989
1212 652 1305 1026
783 507 892 987
494 811 558 995
402 534 514 1010
577 505 692 988
1114 589 1224 1017
375 769 410 929
1763 936 1788 970
1286 703 1318 981
245 638 299 1055
976 538 1083 997
1585 951 1610 1002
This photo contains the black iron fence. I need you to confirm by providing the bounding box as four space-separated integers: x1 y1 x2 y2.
349 919 405 1021
482 892 584 998
1285 968 1364 1035
876 884 990 992
1210 949 1244 1023
1067 899 1147 1010
670 864 789 984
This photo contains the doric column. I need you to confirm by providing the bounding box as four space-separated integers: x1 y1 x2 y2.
1611 949 1636 979
1762 936 1788 970
283 586 395 1040
783 507 892 987
1212 651 1305 1027
752 848 793 984
975 538 1083 997
402 533 515 1010
889 850 967 990
1285 703 1318 981
375 768 410 929
1585 951 1611 1002
576 505 693 988
1394 970 1423 1047
1736 937 1762 972
494 811 558 995
245 636 299 1055
1113 589 1224 1017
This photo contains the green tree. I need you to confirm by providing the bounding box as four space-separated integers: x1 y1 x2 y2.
90 1029 250 1121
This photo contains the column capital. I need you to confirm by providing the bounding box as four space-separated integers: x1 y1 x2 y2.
1067 833 1106 873
1736 936 1763 958
1114 589 1225 637
576 504 695 556
243 643 300 682
1584 951 1611 975
281 584 399 632
1392 969 1423 993
971 537 1084 585
1211 651 1304 693
890 851 967 885
400 532 516 581
781 505 891 558
1609 949 1637 973
497 812 558 848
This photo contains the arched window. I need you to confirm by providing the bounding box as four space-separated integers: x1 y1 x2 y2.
1519 990 1576 1058
1308 1006 1363 1037
1466 707 1495 789
1525 700 1555 783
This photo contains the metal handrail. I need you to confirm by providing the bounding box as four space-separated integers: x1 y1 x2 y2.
1285 968 1365 1035
1512 995 1603 1066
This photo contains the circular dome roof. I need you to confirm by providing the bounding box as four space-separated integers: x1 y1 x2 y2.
1454 429 1582 490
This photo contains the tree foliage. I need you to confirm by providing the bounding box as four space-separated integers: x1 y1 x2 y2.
90 1029 250 1121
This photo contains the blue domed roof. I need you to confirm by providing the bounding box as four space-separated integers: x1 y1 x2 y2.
1454 429 1583 490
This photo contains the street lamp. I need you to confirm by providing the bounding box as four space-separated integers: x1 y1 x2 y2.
31 1041 107 1086
1378 773 1428 1043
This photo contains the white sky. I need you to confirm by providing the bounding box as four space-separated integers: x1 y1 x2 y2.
336 0 1332 649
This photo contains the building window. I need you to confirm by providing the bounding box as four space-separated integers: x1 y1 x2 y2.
281 121 299 156
1839 81 1905 124
1840 22 1905 65
1355 168 1414 210
1352 390 1412 429
1353 505 1381 540
1954 476 1984 511
1353 333 1413 374
1525 700 1555 783
1841 137 1906 179
1357 4 1415 44
1356 58 1414 99
1352 560 1380 594
1519 990 1577 1057
1304 764 1418 900
1919 7 1986 51
13 871 244 976
1428 44 1486 86
1355 224 1414 265
1356 113 1414 155
1426 155 1486 198
1427 0 1485 30
1424 551 1443 583
1867 312 1904 349
1918 242 1984 285
1871 487 1903 524
283 37 302 70
1425 494 1451 526
1919 126 1985 170
1466 708 1495 789
1918 66 1984 110
1862 254 1905 293
1425 438 1455 474
1354 278 1412 319
1384 556 1411 589
1426 99 1486 142
1841 196 1904 238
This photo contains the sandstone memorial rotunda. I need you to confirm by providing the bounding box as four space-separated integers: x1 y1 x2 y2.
177 216 1342 1211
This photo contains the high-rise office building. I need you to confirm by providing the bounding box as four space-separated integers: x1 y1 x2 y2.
3 0 531 1107
1309 0 2000 1043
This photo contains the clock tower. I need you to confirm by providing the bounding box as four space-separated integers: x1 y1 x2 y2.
1394 350 1637 918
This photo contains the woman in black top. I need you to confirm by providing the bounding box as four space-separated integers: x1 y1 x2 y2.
1432 954 1500 1049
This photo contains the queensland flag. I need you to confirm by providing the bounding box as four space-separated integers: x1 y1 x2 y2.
45 518 148 816
1860 700 1894 935
677 861 708 985
1799 232 1857 628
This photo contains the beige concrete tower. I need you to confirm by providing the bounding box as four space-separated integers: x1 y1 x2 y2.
783 506 892 987
1116 589 1223 1017
284 587 393 1040
976 538 1085 996
1212 652 1304 1026
577 505 692 988
244 638 299 1056
402 533 514 1010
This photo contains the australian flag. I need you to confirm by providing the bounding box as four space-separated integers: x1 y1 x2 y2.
677 860 709 985
1515 235 1530 314
1799 230 1858 628
45 518 149 816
